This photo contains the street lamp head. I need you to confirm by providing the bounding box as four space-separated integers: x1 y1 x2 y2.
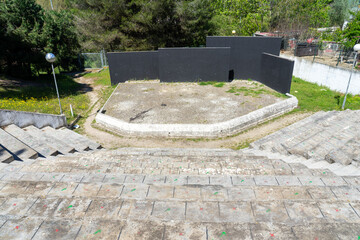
232 30 236 35
354 44 360 52
45 53 56 63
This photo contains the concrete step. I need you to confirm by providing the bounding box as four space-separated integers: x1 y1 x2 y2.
42 126 90 152
0 128 38 161
0 146 13 163
23 125 76 154
251 111 338 150
3 124 59 158
250 111 327 148
59 127 102 150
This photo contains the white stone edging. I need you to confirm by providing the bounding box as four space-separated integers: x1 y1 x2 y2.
95 95 298 138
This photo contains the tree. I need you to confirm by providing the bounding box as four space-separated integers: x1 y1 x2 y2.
342 10 360 48
0 0 80 77
42 10 80 71
329 0 349 28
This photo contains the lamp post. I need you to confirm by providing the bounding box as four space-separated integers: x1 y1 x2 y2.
342 44 360 110
49 0 53 10
46 53 63 115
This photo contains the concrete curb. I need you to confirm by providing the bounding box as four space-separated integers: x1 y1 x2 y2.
0 109 67 129
95 95 298 138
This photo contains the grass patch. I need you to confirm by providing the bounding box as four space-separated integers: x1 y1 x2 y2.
227 81 286 98
199 81 225 87
290 77 360 111
82 68 111 86
0 74 89 123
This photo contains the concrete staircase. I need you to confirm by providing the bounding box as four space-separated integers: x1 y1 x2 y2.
0 111 359 239
0 124 102 163
0 148 359 239
251 110 360 166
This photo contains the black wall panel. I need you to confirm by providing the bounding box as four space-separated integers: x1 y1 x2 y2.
206 36 282 80
107 51 159 85
259 53 294 94
158 47 231 82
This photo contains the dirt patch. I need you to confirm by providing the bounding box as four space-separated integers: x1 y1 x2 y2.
103 80 285 124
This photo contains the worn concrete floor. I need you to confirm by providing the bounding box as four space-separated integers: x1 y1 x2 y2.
104 80 284 124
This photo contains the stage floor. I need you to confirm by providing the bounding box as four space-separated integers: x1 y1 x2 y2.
103 80 285 125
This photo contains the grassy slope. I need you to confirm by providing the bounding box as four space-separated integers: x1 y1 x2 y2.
0 74 89 123
290 77 360 112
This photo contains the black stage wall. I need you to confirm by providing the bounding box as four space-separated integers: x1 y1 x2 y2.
158 47 231 82
259 53 294 94
107 51 159 85
206 36 282 80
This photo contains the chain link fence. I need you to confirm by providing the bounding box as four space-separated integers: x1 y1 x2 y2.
79 50 108 69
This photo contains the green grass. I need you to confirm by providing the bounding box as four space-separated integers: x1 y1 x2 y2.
226 83 286 98
0 74 90 123
82 68 111 86
199 81 225 87
81 68 116 105
290 77 360 112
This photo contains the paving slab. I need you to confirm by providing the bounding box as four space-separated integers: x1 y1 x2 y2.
40 173 64 182
298 176 325 186
53 198 92 219
0 197 37 217
121 184 148 199
207 223 252 240
32 219 82 240
165 175 188 185
232 176 255 186
119 220 164 240
276 176 302 186
97 183 123 198
174 186 201 200
0 217 43 239
143 175 166 184
250 223 296 240
219 202 254 223
151 201 185 221
76 220 122 239
318 202 359 222
307 187 337 200
81 174 106 183
254 187 283 200
227 187 256 201
285 201 324 223
292 223 339 240
85 199 122 220
147 185 174 200
200 186 228 201
186 201 221 222
73 183 102 197
321 177 348 186
252 201 290 224
23 182 54 197
254 176 278 186
26 198 62 218
124 175 145 184
210 176 232 186
163 222 206 240
47 182 79 197
281 187 312 200
187 176 209 185
331 186 360 201
0 181 29 196
118 200 153 220
102 174 126 184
